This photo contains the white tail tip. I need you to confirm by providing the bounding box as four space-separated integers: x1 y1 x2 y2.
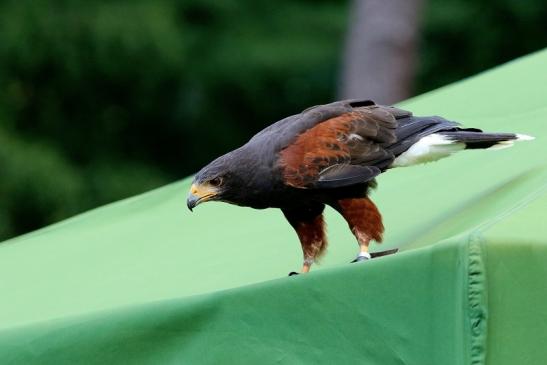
516 134 535 141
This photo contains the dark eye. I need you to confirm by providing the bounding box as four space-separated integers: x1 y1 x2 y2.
210 177 223 187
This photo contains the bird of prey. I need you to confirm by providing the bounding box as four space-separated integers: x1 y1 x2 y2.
187 99 533 274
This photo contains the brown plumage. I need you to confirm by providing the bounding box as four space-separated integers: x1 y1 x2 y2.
337 198 384 244
279 110 396 188
283 207 328 271
187 99 532 274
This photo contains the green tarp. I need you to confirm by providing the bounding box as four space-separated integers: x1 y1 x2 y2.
1 49 546 365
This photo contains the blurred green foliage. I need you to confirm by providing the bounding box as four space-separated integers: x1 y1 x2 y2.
418 0 547 92
0 0 546 241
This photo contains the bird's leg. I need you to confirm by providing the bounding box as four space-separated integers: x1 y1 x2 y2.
334 197 384 263
301 259 312 274
299 232 325 273
351 229 372 262
282 205 326 275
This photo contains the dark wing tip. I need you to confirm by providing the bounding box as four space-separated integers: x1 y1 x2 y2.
316 165 380 189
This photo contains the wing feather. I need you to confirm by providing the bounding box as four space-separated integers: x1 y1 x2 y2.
278 102 400 188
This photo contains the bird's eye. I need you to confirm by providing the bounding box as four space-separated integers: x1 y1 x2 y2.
210 177 223 187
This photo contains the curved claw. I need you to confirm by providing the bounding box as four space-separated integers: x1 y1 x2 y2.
288 271 300 276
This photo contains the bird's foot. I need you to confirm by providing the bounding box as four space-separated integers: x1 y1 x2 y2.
351 256 370 263
288 262 312 276
351 252 371 263
351 248 399 263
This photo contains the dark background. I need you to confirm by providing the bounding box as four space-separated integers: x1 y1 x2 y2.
1 0 546 240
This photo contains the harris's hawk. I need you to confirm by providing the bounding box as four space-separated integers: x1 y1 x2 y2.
187 99 533 274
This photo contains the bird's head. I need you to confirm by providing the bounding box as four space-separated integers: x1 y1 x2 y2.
186 152 246 211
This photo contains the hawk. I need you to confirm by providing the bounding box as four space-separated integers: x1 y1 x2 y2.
187 100 532 274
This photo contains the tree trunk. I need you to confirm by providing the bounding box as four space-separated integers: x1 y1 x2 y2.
339 0 425 104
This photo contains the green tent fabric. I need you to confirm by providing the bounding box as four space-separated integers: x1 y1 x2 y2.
1 49 546 365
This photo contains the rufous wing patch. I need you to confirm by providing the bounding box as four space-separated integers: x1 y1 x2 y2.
278 112 355 188
278 108 396 188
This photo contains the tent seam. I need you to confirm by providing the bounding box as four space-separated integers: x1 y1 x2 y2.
467 232 488 365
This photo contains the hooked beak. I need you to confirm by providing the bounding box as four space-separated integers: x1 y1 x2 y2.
186 194 199 212
186 183 218 212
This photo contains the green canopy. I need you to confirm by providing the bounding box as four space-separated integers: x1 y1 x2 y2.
1 49 546 365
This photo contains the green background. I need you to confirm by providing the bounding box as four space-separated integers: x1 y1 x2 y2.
2 0 547 242
0 49 546 364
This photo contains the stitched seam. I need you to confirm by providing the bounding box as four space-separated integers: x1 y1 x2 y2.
467 232 488 365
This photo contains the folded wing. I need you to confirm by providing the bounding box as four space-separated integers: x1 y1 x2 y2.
278 104 399 188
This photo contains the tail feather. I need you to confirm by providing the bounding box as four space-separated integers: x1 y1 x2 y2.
439 131 534 150
390 131 534 168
